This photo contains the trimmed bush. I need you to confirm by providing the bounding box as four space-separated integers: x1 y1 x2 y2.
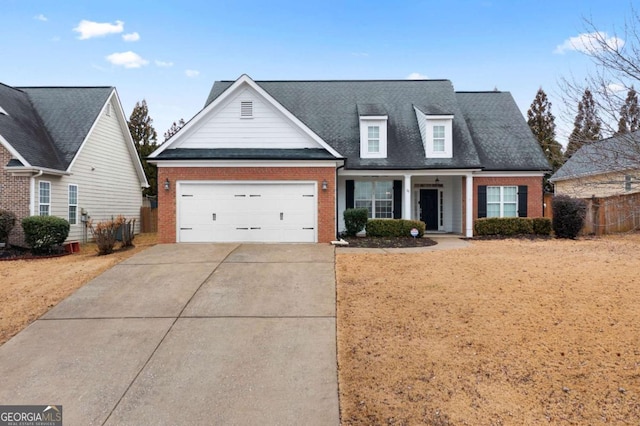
0 209 17 246
474 217 533 236
366 219 426 238
552 195 587 239
344 208 369 237
21 216 70 253
531 217 552 235
90 217 121 255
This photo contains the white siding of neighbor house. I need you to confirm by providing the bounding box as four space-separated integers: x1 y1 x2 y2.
34 96 143 242
175 87 320 149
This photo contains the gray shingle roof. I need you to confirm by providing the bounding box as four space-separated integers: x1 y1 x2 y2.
0 83 65 169
155 148 336 160
551 131 640 181
204 79 549 171
18 87 113 169
455 92 550 171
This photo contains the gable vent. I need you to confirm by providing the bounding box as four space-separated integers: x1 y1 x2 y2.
240 101 253 118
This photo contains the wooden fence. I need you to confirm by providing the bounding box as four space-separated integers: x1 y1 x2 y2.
140 207 158 233
582 192 640 235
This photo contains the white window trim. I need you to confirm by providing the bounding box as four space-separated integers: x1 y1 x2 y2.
425 116 453 158
68 184 78 225
354 180 394 219
360 116 388 159
487 186 518 218
39 181 51 216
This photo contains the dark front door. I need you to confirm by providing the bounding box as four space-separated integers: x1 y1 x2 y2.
419 189 439 231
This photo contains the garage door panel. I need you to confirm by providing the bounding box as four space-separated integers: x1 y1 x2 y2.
178 182 317 243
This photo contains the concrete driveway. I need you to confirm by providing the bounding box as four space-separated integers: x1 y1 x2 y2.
0 244 338 425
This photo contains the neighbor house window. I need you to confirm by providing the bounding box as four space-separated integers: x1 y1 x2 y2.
68 184 78 225
487 186 517 218
625 175 632 191
39 181 51 216
354 181 393 218
367 126 380 153
433 125 445 152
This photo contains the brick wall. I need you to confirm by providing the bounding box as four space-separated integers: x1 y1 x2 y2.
158 167 337 243
0 145 31 246
473 176 544 221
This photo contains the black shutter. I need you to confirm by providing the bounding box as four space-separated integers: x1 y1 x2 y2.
477 185 487 218
346 180 355 209
393 180 402 219
518 185 528 217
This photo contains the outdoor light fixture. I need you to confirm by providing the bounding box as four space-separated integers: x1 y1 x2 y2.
164 178 170 191
322 179 328 191
435 177 440 183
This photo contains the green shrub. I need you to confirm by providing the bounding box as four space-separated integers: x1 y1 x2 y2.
531 217 552 235
21 216 70 253
552 195 587 239
344 208 368 237
0 209 17 246
366 219 426 237
474 217 535 236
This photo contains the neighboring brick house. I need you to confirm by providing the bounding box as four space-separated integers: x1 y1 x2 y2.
0 83 148 246
149 75 550 243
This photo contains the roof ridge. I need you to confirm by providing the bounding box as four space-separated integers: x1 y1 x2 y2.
0 82 26 94
216 79 452 83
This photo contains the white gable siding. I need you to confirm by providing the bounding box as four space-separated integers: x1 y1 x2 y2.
175 87 319 149
37 97 142 242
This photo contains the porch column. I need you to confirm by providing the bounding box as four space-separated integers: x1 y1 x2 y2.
403 174 412 219
465 173 474 237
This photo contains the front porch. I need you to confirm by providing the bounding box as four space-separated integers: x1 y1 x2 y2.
337 170 477 237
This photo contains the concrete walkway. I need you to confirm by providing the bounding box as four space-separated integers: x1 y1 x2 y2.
0 244 338 425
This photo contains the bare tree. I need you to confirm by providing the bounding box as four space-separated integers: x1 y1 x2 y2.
163 118 186 143
557 9 640 198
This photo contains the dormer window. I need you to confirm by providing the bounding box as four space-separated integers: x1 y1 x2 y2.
359 116 388 158
414 107 453 158
240 101 253 118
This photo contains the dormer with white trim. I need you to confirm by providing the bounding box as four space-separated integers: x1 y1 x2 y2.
414 107 453 158
358 104 388 159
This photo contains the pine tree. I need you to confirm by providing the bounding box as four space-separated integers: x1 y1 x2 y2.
616 87 640 135
128 100 158 197
565 88 602 160
163 118 186 142
526 88 564 192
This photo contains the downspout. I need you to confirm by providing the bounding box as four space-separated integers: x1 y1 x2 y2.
29 170 44 216
335 162 345 239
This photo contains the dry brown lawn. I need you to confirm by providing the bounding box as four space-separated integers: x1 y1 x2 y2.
337 234 640 425
0 233 157 346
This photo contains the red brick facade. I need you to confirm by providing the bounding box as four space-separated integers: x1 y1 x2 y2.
473 176 544 222
157 166 337 243
0 145 30 246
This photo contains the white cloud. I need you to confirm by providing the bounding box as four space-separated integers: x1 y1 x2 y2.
155 60 174 68
407 72 429 80
105 51 148 68
554 31 624 54
185 69 200 78
34 14 48 22
74 19 124 40
122 32 140 42
607 83 626 93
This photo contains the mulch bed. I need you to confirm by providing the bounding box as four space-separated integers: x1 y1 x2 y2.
0 247 68 261
341 236 437 248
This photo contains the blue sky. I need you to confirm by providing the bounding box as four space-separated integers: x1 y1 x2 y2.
1 0 634 144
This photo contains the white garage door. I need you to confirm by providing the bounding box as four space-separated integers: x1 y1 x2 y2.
178 182 317 243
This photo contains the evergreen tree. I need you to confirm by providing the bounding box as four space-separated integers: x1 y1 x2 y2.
163 118 186 142
616 86 640 135
526 88 564 192
565 88 602 160
128 100 158 197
